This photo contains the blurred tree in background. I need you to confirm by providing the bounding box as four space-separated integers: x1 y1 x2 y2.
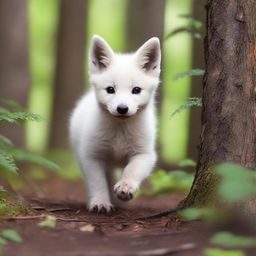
186 0 205 161
49 0 88 150
0 0 29 147
125 0 166 51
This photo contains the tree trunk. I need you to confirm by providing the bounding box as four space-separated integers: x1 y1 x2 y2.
49 0 88 150
0 0 29 147
186 0 206 161
125 0 166 52
181 0 256 207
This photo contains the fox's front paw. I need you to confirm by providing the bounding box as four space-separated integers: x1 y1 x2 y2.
114 180 138 201
89 202 114 214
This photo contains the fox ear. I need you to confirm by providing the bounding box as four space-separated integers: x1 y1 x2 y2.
90 35 114 73
135 37 161 75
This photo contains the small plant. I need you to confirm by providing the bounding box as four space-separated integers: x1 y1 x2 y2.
173 69 205 81
204 248 245 256
214 163 256 203
171 97 202 117
0 99 59 179
166 15 203 40
0 99 59 216
38 215 57 228
138 159 195 196
0 229 22 246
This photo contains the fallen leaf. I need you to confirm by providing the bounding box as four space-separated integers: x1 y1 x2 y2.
38 215 57 228
79 224 95 232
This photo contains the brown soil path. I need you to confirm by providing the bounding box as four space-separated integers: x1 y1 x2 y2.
1 175 254 256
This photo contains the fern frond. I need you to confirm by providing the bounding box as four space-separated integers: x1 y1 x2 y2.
0 99 24 111
0 111 43 125
9 148 60 171
0 150 17 173
173 69 205 80
171 97 202 118
0 135 13 146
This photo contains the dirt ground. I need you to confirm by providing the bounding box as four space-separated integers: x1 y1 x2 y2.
0 174 255 256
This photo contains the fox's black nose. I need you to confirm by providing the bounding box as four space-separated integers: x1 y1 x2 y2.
117 104 128 115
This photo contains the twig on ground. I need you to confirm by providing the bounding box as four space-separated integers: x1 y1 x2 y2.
130 230 189 238
47 208 73 212
2 215 46 220
136 207 184 220
136 243 196 256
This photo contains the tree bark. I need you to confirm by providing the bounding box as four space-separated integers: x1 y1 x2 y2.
181 0 256 207
186 0 206 161
0 0 29 147
49 0 88 150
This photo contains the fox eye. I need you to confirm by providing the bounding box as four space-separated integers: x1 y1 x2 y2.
106 86 115 94
132 87 141 94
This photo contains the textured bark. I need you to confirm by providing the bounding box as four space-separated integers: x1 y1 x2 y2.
49 0 88 149
0 0 29 147
187 0 206 161
182 0 256 207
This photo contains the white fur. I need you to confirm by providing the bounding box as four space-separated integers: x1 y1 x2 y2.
69 35 161 213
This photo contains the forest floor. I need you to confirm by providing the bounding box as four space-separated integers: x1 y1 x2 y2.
0 173 255 256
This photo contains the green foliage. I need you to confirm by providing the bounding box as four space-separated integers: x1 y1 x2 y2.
139 169 194 196
166 15 203 40
178 158 196 167
171 97 202 117
0 150 17 173
1 230 22 243
0 196 28 216
38 216 56 228
180 207 214 221
210 232 256 248
0 99 42 125
214 163 256 203
173 69 205 80
204 248 245 256
0 99 59 176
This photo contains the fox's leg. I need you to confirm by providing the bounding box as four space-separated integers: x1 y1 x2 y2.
114 152 156 201
80 157 113 213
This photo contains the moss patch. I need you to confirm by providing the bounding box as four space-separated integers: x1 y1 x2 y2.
0 192 29 217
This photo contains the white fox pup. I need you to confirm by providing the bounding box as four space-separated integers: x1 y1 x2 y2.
69 35 161 213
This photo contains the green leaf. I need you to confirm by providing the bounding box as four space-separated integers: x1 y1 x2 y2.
165 27 196 39
178 159 196 167
38 216 56 228
180 207 214 221
214 163 256 202
194 32 202 39
0 237 7 246
171 97 202 117
210 232 256 248
1 230 22 243
139 170 194 196
204 248 245 256
173 69 205 80
0 99 24 111
0 135 13 146
9 148 60 171
0 151 17 173
0 111 42 125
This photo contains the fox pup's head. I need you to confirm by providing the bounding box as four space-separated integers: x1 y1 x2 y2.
89 35 161 119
